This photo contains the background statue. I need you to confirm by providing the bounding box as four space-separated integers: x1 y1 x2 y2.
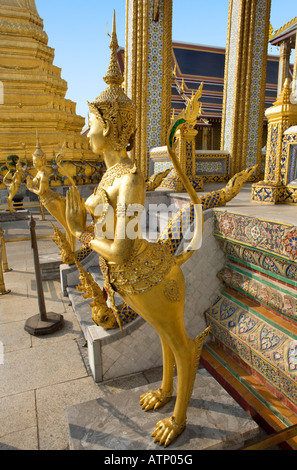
3 158 25 212
65 12 208 447
26 134 76 252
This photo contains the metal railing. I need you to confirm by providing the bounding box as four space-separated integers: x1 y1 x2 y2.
0 199 45 220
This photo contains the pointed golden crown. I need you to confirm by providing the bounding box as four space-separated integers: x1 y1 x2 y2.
33 131 46 163
88 11 136 151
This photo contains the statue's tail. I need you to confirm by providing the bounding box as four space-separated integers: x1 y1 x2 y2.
160 86 257 267
164 86 204 267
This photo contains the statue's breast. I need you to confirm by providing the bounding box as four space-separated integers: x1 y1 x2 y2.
86 188 115 239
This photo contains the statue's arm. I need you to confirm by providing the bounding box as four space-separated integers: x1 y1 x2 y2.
27 172 47 195
92 173 145 263
66 172 145 265
3 171 11 186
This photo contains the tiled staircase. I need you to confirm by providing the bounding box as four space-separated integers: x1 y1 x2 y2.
201 209 297 449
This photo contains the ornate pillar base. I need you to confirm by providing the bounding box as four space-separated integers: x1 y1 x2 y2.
160 174 204 192
251 182 297 205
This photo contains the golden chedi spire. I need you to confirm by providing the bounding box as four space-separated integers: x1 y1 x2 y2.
0 0 95 183
33 131 46 159
1 0 39 13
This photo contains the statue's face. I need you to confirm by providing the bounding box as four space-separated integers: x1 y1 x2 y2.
33 155 41 169
88 112 108 154
33 155 46 169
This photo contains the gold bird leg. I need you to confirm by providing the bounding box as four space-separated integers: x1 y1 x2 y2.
120 263 209 447
140 338 175 411
6 196 16 213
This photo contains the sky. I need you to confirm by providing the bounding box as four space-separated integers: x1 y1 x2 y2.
36 0 297 123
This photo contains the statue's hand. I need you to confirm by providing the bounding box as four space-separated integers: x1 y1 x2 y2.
55 152 63 166
66 186 87 237
26 176 33 189
152 416 186 447
140 388 172 411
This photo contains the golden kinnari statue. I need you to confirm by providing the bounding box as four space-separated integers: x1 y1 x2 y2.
60 12 255 447
63 12 208 447
3 160 25 212
26 133 76 252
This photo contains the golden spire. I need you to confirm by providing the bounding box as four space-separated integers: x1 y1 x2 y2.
274 77 291 106
103 11 124 87
33 130 45 158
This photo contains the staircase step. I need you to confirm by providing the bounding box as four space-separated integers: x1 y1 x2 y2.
67 285 94 336
220 287 297 336
218 262 297 325
205 288 297 415
201 342 297 450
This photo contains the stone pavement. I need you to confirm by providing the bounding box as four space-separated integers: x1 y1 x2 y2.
0 210 164 451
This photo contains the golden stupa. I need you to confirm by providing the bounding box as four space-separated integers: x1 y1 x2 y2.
0 0 96 184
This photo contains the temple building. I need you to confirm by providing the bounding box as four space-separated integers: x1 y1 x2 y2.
0 0 96 187
269 17 297 97
118 42 286 187
118 42 282 152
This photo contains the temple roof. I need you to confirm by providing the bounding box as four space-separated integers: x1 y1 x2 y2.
269 17 297 46
118 41 282 121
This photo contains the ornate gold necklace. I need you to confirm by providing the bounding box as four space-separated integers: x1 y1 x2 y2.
98 161 137 190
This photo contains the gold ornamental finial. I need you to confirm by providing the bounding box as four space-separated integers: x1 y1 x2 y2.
33 130 45 159
36 129 40 148
103 10 124 87
274 77 291 106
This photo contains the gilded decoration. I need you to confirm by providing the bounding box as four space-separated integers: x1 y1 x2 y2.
158 165 257 256
251 80 297 205
163 280 180 302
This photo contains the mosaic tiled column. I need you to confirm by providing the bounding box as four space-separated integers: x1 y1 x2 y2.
125 0 172 177
292 30 297 102
221 0 271 180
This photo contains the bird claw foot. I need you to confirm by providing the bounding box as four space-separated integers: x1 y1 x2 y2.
152 416 186 447
139 388 172 411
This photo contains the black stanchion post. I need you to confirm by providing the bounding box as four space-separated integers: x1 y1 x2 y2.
24 215 64 336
